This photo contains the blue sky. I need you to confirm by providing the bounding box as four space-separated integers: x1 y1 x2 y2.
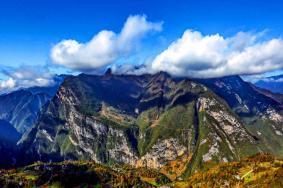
1 0 283 92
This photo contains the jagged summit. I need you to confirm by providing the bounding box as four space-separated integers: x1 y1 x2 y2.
152 71 171 78
104 68 112 76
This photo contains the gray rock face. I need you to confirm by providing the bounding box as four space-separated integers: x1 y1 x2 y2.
136 138 187 168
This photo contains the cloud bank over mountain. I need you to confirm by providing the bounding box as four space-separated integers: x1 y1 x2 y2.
2 15 283 94
150 30 283 78
50 15 283 79
50 15 162 72
0 66 55 93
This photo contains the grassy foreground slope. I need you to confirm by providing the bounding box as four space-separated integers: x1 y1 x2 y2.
0 161 170 187
174 153 283 188
0 153 282 187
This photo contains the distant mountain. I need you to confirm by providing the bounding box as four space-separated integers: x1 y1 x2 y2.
249 83 283 106
0 90 51 134
0 75 65 168
20 71 282 178
255 74 283 94
0 75 65 135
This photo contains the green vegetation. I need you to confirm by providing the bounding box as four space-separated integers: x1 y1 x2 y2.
244 117 283 157
183 111 209 177
16 73 283 188
0 161 170 188
137 103 195 156
174 153 283 188
0 153 282 187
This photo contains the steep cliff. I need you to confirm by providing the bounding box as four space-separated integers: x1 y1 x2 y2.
20 72 278 178
197 76 283 157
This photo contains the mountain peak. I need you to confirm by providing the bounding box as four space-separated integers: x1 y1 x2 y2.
152 71 171 79
104 68 112 76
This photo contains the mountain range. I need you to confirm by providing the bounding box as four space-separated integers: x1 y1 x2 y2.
0 75 64 135
255 74 283 94
0 70 282 185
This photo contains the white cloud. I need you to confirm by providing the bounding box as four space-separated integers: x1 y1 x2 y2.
0 65 55 94
51 15 162 72
0 78 16 90
150 30 283 78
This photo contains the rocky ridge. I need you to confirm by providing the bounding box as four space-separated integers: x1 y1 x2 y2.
19 72 283 178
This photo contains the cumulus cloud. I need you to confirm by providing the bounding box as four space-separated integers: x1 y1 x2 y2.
51 15 162 72
150 30 283 78
0 65 55 93
0 78 16 89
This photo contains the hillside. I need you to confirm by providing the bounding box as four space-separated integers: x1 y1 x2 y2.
174 153 283 187
17 72 283 178
0 153 282 187
0 160 170 187
196 76 283 157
